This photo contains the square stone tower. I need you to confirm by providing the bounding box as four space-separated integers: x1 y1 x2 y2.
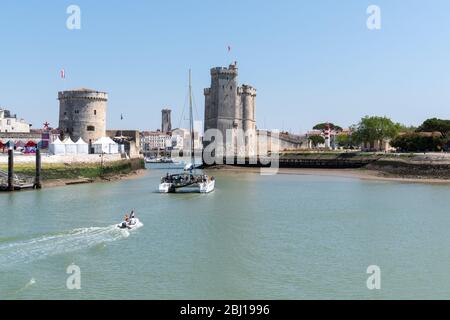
204 63 256 157
161 108 172 133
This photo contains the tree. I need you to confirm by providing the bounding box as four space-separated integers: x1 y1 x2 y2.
352 116 401 150
308 135 325 147
313 123 343 132
390 133 445 152
417 118 450 136
335 133 355 149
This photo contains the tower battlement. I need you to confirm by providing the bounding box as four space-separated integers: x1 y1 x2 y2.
210 63 238 77
239 85 257 96
58 89 108 101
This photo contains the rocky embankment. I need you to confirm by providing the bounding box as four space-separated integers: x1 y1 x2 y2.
366 154 450 180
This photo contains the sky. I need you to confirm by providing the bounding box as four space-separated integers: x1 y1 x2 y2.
0 0 450 133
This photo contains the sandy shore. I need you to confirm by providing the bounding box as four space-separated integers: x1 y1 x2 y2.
42 169 148 188
206 166 450 185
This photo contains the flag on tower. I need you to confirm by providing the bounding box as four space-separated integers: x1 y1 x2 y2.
227 45 231 53
60 69 65 79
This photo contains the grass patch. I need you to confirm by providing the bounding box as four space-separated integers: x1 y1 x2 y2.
0 159 143 180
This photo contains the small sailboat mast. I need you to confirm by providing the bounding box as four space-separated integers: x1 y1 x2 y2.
189 69 195 171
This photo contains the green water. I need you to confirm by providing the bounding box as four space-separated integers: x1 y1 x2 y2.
1 166 450 299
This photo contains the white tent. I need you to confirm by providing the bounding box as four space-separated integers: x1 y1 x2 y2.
75 138 89 154
64 137 77 155
49 137 66 155
92 137 119 154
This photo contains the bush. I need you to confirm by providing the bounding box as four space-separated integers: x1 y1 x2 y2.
390 133 446 152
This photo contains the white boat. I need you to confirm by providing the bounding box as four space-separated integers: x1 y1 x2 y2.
158 70 215 194
145 157 174 164
159 172 215 193
117 218 143 230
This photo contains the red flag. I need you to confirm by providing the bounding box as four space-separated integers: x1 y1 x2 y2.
60 69 65 79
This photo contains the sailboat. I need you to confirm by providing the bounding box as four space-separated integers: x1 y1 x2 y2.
158 70 215 193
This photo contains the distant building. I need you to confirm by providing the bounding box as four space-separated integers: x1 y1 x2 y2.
161 109 172 133
0 108 30 133
171 128 202 151
141 131 172 152
58 88 108 145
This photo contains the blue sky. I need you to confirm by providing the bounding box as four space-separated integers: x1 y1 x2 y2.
0 0 449 132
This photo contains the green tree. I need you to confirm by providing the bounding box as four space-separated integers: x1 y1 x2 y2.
308 135 325 147
390 133 445 152
352 116 401 150
335 134 355 149
313 123 343 132
417 118 450 136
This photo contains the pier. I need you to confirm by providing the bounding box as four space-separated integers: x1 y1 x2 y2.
0 149 41 191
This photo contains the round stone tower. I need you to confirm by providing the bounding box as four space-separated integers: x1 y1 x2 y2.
241 85 256 132
58 88 108 145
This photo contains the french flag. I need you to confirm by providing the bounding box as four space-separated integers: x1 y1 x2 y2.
60 69 65 79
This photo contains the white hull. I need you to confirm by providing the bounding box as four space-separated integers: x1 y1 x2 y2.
159 182 172 193
117 218 143 230
199 179 215 193
159 180 215 193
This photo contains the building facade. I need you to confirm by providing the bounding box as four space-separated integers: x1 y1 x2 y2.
141 131 172 152
0 108 30 133
203 63 257 157
161 109 172 133
171 128 202 151
58 88 107 144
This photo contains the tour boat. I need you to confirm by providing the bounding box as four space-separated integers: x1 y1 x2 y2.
159 70 215 194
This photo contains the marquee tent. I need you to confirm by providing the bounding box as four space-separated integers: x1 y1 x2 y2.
25 141 37 147
15 141 25 148
75 138 89 154
92 137 119 154
63 138 77 155
49 138 66 155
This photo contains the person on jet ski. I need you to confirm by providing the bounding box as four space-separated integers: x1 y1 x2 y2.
120 214 129 229
129 210 137 226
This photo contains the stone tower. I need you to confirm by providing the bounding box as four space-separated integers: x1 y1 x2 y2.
204 63 256 157
161 108 172 133
58 88 108 144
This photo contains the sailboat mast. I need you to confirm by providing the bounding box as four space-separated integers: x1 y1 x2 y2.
189 69 195 167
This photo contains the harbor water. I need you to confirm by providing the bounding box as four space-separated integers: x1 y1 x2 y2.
1 166 450 299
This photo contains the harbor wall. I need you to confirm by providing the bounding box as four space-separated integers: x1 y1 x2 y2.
205 152 450 179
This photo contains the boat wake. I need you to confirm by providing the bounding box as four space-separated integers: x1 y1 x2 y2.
0 225 129 269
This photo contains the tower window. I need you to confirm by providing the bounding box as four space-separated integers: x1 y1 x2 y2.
94 110 97 115
87 125 95 131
